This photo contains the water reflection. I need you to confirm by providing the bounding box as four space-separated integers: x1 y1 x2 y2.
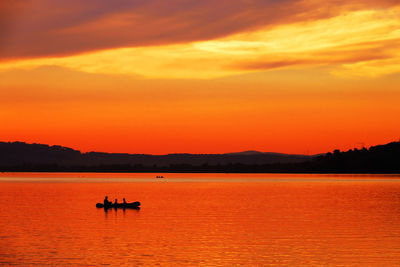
1 173 400 265
101 206 140 219
100 206 140 212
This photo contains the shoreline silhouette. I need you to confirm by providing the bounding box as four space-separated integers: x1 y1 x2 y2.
0 140 399 173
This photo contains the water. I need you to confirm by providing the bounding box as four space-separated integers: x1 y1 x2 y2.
1 173 400 266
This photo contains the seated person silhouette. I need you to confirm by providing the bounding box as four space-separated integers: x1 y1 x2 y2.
114 199 118 207
104 196 112 207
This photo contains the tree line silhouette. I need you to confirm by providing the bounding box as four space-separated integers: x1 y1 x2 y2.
0 141 399 173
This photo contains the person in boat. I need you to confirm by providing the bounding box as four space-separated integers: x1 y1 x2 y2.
114 199 118 206
104 196 112 207
123 198 127 204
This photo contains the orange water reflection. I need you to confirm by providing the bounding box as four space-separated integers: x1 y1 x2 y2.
1 173 400 265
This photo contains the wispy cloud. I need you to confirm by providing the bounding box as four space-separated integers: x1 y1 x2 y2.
1 0 399 60
1 6 399 79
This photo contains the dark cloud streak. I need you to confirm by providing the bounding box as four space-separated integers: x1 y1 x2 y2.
0 0 398 60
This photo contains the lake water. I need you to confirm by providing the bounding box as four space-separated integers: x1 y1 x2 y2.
1 173 400 266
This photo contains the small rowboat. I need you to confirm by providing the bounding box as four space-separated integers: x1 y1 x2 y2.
96 201 141 209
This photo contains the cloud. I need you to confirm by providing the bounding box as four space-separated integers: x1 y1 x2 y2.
0 0 399 59
1 7 399 79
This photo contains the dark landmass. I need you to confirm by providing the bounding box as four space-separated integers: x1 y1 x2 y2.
0 141 399 173
0 141 310 169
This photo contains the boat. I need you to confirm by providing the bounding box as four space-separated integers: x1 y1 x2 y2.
96 201 141 209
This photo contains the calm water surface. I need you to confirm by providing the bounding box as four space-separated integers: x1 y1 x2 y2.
1 173 400 266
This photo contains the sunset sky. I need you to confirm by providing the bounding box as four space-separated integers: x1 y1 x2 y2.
1 0 399 154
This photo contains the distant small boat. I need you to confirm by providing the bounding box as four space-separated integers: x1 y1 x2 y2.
96 201 141 209
156 175 164 178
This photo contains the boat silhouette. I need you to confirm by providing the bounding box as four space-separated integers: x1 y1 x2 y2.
96 201 141 209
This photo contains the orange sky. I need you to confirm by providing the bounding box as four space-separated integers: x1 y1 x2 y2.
0 0 399 154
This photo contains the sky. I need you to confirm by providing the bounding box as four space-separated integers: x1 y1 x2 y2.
0 0 399 154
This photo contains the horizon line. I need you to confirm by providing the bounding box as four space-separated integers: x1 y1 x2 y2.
4 140 399 157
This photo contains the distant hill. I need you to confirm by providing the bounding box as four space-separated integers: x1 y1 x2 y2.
0 142 82 166
0 141 311 170
226 150 265 155
1 141 398 173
